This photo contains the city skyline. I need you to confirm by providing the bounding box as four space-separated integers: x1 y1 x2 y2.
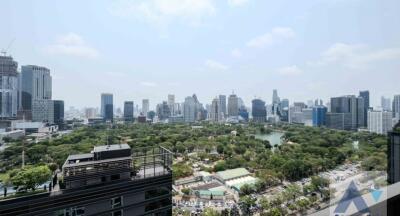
1 0 400 109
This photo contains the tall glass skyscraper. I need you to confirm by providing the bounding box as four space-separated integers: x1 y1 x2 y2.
312 105 327 127
0 55 18 119
101 93 113 121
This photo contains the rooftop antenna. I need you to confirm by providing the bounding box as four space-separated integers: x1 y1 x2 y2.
1 38 16 56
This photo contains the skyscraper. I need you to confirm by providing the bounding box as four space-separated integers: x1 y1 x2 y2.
388 121 400 184
101 93 113 122
210 98 220 122
272 89 280 104
218 95 227 117
359 90 370 127
123 101 134 122
330 95 364 130
368 110 393 135
142 99 149 115
20 65 52 121
53 100 64 128
167 94 175 105
227 93 238 117
252 99 266 123
393 95 400 119
183 96 196 123
156 101 170 120
281 99 289 109
312 105 327 127
381 96 392 111
0 55 18 119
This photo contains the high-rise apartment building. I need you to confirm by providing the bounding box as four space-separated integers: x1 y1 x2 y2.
227 94 238 117
0 55 19 119
359 90 370 127
123 101 134 122
142 99 149 115
20 65 52 121
252 99 266 123
101 93 113 122
368 110 393 135
0 144 173 216
218 95 227 117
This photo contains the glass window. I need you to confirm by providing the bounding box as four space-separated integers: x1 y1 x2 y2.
111 196 123 208
112 210 123 216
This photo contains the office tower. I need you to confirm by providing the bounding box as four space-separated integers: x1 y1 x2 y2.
293 102 307 110
238 107 249 121
272 89 280 104
123 101 134 122
0 144 173 216
228 93 239 117
302 108 313 126
183 96 196 123
394 95 400 119
142 99 149 115
53 100 64 128
312 105 327 127
218 95 227 116
388 121 400 184
252 99 266 123
368 110 393 135
326 113 353 130
156 101 170 120
359 90 370 127
167 94 175 105
281 99 289 109
85 107 97 119
307 100 314 108
330 95 364 130
210 98 220 122
101 93 113 122
381 96 392 111
20 65 52 121
0 55 18 119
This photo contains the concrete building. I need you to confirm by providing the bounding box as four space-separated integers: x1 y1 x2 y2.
32 99 54 123
156 101 170 121
368 110 393 135
123 101 134 122
227 94 239 117
0 144 173 216
0 55 19 119
330 95 364 130
101 93 113 122
326 112 352 130
85 107 97 119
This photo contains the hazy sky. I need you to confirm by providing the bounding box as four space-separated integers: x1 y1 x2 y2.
1 0 399 109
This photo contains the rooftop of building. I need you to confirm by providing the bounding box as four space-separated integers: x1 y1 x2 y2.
93 143 130 152
216 168 250 181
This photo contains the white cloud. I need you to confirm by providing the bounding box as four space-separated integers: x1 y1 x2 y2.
110 0 215 27
231 48 242 58
246 27 295 48
228 0 249 7
140 81 157 87
205 59 229 70
278 65 303 76
45 33 99 59
310 43 400 69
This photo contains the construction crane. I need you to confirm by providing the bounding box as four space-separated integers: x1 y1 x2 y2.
1 38 15 56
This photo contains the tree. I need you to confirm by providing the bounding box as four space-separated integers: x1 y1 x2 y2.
239 195 256 216
8 165 51 191
203 208 221 216
240 184 254 196
181 188 190 195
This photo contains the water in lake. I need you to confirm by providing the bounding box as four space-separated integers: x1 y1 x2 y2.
254 131 285 146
